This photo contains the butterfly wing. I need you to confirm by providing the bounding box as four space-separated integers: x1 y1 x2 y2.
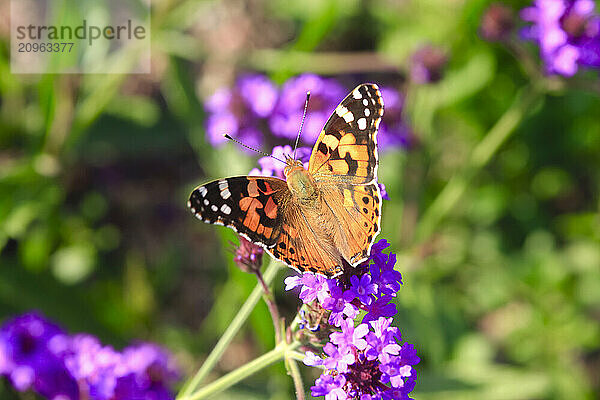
318 182 382 266
308 83 383 184
189 176 344 276
308 83 384 266
269 202 344 277
189 177 289 247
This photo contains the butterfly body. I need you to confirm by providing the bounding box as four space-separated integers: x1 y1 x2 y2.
285 160 318 203
189 83 384 277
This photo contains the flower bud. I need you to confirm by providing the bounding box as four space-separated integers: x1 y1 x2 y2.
480 3 515 42
410 45 448 84
233 236 264 273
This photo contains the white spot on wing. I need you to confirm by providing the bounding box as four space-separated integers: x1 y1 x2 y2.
363 99 368 106
221 188 231 199
198 186 208 197
218 180 228 190
357 118 367 130
204 199 209 206
211 205 218 212
335 105 348 117
221 204 232 214
353 87 362 99
364 108 370 117
343 112 354 123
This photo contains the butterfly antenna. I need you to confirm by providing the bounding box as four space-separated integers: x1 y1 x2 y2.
223 134 286 164
293 91 310 160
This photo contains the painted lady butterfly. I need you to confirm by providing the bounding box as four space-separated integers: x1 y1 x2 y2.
188 83 384 277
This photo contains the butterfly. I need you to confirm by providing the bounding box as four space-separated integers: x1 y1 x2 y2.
188 83 384 278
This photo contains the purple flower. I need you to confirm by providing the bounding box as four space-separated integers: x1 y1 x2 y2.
0 312 179 400
270 74 347 144
330 319 369 351
380 358 413 388
378 87 413 150
322 342 356 373
311 373 348 400
285 272 331 304
205 74 277 147
284 275 303 290
363 295 397 324
303 351 324 367
365 332 401 364
62 334 123 400
0 312 79 399
369 317 398 339
521 0 600 76
369 243 403 297
378 183 390 201
347 274 378 305
322 284 358 327
380 378 416 400
116 343 179 400
237 75 279 117
309 316 419 399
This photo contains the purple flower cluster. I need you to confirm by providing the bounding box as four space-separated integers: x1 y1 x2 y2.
306 317 419 400
285 240 418 399
269 74 347 144
285 240 402 328
521 0 600 76
0 312 179 400
205 74 411 151
205 74 277 148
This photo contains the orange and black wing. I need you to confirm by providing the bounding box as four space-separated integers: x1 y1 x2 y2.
308 83 384 185
269 202 345 277
188 176 289 247
188 176 344 276
307 83 384 267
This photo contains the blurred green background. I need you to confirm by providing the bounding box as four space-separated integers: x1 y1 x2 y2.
1 0 599 399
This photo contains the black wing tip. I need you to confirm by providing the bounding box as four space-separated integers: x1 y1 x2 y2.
354 82 379 90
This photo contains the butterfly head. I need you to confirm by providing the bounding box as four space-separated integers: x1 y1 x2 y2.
283 155 304 176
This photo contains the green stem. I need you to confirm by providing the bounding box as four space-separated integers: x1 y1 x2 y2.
285 356 306 400
177 260 283 399
180 341 301 400
415 86 543 242
254 269 283 344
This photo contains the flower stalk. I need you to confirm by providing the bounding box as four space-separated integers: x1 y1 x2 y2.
177 259 283 399
285 356 306 400
180 341 301 400
254 269 284 343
